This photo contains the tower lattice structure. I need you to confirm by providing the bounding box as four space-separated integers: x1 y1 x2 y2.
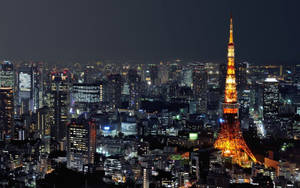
214 16 257 167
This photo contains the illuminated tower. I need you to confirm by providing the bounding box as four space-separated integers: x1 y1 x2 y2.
214 16 257 167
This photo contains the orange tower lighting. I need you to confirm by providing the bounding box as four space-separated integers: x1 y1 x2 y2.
214 16 257 167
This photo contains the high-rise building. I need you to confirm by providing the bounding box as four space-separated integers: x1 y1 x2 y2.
107 74 123 109
0 61 14 141
181 68 193 87
143 168 150 188
17 65 32 115
67 119 96 171
37 107 51 154
67 119 88 171
192 64 207 113
88 121 96 165
32 63 44 112
0 87 14 140
235 62 248 92
71 83 103 115
239 89 252 119
50 71 71 142
72 83 101 104
0 61 14 88
214 16 256 167
158 62 169 84
127 69 141 110
149 64 159 86
263 77 279 135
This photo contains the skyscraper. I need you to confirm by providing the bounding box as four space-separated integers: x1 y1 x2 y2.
50 70 71 143
0 88 14 140
214 16 256 167
67 119 88 171
235 62 248 93
107 74 123 109
263 77 279 136
127 69 141 110
67 119 96 171
71 83 102 115
192 63 207 113
0 61 14 140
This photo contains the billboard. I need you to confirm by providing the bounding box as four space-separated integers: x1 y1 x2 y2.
19 72 31 92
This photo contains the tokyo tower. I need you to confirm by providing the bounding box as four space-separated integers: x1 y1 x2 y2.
214 16 257 167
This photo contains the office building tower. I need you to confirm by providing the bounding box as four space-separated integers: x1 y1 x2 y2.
158 62 169 84
17 66 32 115
67 119 96 171
32 63 43 112
50 71 71 142
88 121 96 165
37 107 51 153
107 74 123 109
235 62 248 92
128 69 141 110
192 64 207 113
0 87 14 140
149 64 159 86
0 61 14 88
263 77 279 135
71 83 102 115
239 89 251 119
181 68 193 87
67 119 88 171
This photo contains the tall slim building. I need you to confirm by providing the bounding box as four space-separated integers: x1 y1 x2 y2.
192 64 207 113
32 63 43 112
235 62 248 92
67 119 88 171
0 88 14 140
50 71 71 142
0 61 14 140
37 107 51 154
214 16 256 167
263 77 279 135
149 64 159 86
88 121 96 165
17 65 32 115
107 74 123 109
128 69 141 110
158 62 169 84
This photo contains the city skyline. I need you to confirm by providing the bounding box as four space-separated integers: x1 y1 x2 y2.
0 2 299 188
0 0 298 64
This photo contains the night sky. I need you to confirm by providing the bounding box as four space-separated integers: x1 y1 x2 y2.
0 0 299 64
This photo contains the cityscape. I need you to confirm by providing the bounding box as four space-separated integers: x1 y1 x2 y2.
0 1 300 188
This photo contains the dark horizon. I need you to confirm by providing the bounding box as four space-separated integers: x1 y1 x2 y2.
0 0 299 65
